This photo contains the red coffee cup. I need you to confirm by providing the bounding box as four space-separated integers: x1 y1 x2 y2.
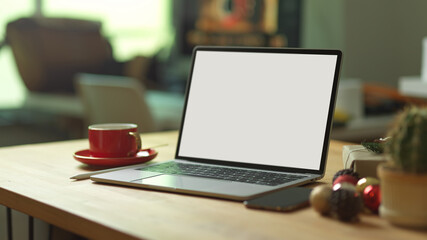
88 123 141 158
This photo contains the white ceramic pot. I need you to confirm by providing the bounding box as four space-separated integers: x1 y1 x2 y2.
378 164 427 228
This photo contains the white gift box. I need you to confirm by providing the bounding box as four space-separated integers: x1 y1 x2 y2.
342 145 387 178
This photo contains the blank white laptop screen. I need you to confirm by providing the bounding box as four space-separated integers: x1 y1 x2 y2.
178 49 338 171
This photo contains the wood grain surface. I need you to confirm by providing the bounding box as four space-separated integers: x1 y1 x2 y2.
0 131 426 240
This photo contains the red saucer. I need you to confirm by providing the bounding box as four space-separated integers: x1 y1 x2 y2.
73 148 158 167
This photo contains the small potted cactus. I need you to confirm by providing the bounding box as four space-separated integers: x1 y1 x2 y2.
378 106 427 228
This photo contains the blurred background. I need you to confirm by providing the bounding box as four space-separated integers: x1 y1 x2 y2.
2 0 427 147
4 1 427 238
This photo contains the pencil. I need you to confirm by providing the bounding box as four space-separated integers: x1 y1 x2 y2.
70 163 150 180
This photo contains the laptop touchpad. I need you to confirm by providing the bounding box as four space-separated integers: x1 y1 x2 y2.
132 174 268 197
133 174 222 190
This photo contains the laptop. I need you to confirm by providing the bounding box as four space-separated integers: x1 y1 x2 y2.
91 46 342 201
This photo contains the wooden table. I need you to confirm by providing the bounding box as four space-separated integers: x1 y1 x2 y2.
0 131 426 240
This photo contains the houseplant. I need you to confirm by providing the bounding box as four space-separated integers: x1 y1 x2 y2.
378 105 427 228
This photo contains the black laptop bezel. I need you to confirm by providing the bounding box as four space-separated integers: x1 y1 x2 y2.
174 46 342 176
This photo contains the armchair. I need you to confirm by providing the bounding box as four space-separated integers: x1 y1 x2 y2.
5 17 152 93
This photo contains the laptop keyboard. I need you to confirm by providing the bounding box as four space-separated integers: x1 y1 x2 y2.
138 162 305 186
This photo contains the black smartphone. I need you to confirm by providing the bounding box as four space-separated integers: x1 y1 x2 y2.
244 187 312 212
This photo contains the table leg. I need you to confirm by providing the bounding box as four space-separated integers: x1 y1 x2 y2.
6 207 11 240
29 215 33 240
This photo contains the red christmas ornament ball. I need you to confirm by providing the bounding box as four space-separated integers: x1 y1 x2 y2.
363 185 381 213
332 169 360 183
333 174 358 186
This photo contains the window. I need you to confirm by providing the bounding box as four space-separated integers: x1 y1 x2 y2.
43 0 173 60
0 0 172 108
0 0 34 108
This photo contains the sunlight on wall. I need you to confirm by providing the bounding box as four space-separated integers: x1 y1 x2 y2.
0 48 27 108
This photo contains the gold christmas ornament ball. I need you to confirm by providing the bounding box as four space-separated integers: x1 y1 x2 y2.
310 185 332 214
356 177 380 193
